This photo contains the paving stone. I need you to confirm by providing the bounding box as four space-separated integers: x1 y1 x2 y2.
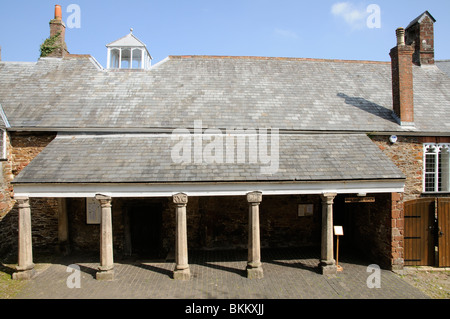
13 247 429 300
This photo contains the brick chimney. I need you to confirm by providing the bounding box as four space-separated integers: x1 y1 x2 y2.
390 27 415 126
405 11 436 66
44 5 68 58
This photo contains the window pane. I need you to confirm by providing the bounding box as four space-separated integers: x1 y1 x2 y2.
121 49 131 68
110 49 120 68
440 148 450 192
425 153 436 192
132 49 142 69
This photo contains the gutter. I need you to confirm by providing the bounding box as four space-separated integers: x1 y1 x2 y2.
4 126 449 137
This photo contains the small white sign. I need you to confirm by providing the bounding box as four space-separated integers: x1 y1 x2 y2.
86 198 101 224
334 226 344 236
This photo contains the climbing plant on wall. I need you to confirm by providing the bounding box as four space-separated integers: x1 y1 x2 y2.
39 32 62 57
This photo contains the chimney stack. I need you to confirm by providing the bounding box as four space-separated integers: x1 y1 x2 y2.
405 11 436 66
46 4 68 58
390 27 415 126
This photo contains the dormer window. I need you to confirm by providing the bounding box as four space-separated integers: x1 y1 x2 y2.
106 29 152 70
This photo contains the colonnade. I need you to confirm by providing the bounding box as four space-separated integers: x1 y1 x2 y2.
12 192 338 280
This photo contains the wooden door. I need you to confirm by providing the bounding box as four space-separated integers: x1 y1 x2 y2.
437 198 450 267
404 199 435 266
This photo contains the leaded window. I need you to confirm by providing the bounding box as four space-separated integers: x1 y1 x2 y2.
424 143 450 192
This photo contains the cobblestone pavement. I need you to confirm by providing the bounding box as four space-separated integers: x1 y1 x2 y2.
13 247 429 299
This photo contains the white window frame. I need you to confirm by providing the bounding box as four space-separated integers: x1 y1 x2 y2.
107 47 150 70
423 143 450 193
0 129 6 161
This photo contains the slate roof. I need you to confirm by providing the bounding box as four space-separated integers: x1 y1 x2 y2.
1 55 449 134
437 60 450 77
406 11 436 29
106 31 148 48
13 133 404 184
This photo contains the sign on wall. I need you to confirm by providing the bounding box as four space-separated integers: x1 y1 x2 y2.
86 198 101 224
298 204 314 217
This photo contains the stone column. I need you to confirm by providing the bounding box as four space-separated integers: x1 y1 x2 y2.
95 194 114 281
12 196 35 280
246 191 263 279
57 198 70 255
173 193 190 280
320 193 337 275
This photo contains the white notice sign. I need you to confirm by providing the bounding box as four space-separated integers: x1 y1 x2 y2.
334 226 344 236
86 198 101 224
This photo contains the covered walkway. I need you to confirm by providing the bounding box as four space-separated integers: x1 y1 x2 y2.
10 132 406 281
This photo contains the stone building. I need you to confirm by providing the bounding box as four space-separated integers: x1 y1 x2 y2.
0 7 449 280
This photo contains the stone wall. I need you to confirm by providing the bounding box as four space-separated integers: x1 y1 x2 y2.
371 135 450 201
370 135 423 201
0 132 57 257
0 132 15 256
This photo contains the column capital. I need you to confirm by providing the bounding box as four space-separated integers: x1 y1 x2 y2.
247 191 262 204
95 194 112 207
321 193 337 203
173 193 188 205
14 196 30 208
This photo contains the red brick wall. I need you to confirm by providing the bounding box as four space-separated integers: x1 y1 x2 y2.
390 43 414 124
391 192 404 269
406 15 435 65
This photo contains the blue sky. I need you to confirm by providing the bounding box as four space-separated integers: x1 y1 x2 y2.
1 0 449 67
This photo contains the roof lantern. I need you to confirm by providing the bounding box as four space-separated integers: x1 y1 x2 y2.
106 28 152 69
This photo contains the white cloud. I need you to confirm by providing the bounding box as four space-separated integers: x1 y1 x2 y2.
331 2 368 29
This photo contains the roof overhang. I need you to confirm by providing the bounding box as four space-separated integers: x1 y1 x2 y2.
13 179 405 198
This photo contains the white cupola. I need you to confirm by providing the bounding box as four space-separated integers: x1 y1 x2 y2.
106 29 152 70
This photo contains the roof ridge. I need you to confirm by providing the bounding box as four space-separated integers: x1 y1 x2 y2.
168 55 390 65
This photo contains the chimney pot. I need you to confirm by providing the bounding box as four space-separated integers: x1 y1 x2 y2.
396 28 405 46
54 5 62 20
44 5 68 58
